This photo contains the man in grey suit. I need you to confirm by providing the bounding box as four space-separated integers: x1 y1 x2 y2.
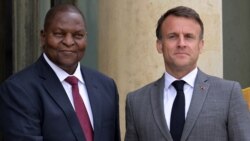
125 6 250 141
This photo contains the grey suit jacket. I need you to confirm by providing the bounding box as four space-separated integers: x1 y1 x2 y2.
125 70 250 141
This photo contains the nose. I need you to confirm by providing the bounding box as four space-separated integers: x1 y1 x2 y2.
177 36 186 48
62 34 75 47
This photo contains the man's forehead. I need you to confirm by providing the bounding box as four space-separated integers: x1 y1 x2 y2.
163 16 201 30
45 11 85 28
52 10 80 18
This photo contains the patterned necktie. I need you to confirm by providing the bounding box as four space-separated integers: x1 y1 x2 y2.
65 76 93 141
170 80 185 141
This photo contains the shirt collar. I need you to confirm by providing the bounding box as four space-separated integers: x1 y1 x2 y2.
43 53 84 84
164 68 198 89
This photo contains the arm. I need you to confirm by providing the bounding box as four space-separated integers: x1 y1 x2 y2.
0 80 43 141
113 81 121 141
228 82 250 141
124 93 139 141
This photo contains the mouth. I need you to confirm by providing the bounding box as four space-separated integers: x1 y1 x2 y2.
174 52 189 58
175 52 188 55
58 50 77 56
60 50 75 53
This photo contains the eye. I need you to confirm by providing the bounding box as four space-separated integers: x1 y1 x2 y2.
74 34 84 39
74 32 87 39
185 34 195 40
53 32 64 37
166 34 177 40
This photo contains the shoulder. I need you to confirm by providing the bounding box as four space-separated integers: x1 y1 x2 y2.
2 63 38 86
198 70 241 88
2 56 49 85
80 66 119 100
80 66 118 92
127 76 163 99
198 70 242 97
129 81 155 95
81 66 114 82
207 74 241 89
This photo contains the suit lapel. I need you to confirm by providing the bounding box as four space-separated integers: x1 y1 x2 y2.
181 70 209 141
150 75 173 141
81 67 102 140
36 56 85 141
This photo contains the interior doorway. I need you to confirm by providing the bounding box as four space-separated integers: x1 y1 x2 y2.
0 0 13 83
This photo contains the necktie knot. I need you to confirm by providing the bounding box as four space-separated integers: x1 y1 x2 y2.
172 80 185 92
65 76 78 86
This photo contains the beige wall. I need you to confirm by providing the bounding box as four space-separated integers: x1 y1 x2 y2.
98 0 222 139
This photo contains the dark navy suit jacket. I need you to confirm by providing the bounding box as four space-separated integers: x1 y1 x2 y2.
0 55 120 141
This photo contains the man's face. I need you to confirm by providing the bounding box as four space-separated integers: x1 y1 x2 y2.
41 11 87 74
156 15 204 77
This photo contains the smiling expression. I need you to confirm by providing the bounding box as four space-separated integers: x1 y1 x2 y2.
157 15 204 78
41 11 86 74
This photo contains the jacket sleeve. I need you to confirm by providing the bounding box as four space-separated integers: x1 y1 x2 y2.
0 80 43 141
124 93 139 141
227 82 250 141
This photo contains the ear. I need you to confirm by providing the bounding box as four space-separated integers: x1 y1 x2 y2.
156 39 163 54
40 30 45 47
198 39 204 54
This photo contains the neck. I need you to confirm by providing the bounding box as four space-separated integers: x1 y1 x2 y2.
166 66 196 79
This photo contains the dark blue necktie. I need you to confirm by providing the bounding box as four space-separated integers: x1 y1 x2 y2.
170 80 185 141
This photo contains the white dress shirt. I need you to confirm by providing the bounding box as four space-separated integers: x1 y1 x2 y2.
43 53 94 128
163 68 198 130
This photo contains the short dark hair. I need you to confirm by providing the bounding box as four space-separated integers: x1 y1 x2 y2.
44 4 86 31
156 6 204 40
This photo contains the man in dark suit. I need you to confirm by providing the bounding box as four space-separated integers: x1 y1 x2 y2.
0 4 120 141
125 6 250 141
